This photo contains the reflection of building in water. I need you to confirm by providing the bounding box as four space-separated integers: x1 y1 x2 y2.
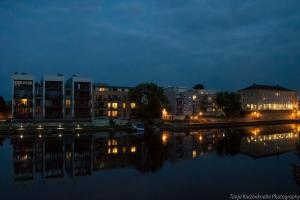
65 138 93 177
11 131 225 183
11 133 144 182
93 135 142 171
44 141 64 178
292 164 300 186
166 130 224 161
12 140 34 181
241 126 299 158
0 136 4 146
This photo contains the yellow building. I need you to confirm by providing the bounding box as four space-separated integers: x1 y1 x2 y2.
239 84 298 111
94 84 136 119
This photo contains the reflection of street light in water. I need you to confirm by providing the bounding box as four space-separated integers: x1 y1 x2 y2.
251 111 261 119
162 132 168 144
192 150 197 158
162 109 168 120
199 134 203 142
250 128 260 136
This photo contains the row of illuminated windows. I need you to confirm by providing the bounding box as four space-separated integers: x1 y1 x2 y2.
242 97 296 103
245 103 296 110
107 146 136 154
107 110 118 117
14 80 33 86
97 87 130 92
242 92 296 99
107 102 136 109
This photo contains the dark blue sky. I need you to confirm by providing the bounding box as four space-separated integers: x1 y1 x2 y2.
1 0 300 100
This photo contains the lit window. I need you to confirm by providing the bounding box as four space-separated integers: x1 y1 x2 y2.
131 146 136 153
107 111 111 117
112 102 118 109
112 139 117 145
108 139 118 146
112 111 118 117
123 103 126 109
107 103 111 108
99 87 106 92
131 103 136 109
66 99 71 108
20 99 28 105
112 147 118 154
192 95 197 101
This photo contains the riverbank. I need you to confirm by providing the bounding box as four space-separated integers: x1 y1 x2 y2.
1 118 300 135
0 122 134 135
164 119 300 131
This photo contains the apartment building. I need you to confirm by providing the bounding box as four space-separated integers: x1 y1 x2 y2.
164 86 219 119
43 75 65 119
66 76 93 119
12 73 35 119
94 84 136 119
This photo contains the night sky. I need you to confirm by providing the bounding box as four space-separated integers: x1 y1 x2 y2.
1 0 300 100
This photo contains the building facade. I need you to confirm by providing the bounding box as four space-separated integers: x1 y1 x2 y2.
11 73 94 121
66 76 93 119
43 75 65 119
164 87 219 120
35 82 43 119
94 84 136 119
239 84 298 111
12 73 35 119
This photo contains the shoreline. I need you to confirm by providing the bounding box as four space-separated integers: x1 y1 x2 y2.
164 119 300 131
1 119 300 134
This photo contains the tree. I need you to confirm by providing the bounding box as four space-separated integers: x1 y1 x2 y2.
0 96 8 113
216 92 243 117
129 83 169 121
193 83 204 90
134 132 166 173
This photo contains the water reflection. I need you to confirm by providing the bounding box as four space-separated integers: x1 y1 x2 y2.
2 125 300 186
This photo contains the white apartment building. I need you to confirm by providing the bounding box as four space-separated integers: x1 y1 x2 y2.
164 86 219 119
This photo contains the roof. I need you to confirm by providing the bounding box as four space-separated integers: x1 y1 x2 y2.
94 83 132 89
240 84 294 92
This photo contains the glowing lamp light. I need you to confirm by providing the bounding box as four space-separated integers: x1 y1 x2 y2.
57 124 64 130
37 124 43 130
250 128 260 135
162 133 168 144
199 135 203 142
162 109 167 115
75 124 82 130
20 134 23 139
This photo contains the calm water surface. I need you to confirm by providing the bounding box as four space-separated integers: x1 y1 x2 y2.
1 124 300 200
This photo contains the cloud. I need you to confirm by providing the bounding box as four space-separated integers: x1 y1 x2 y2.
0 0 300 99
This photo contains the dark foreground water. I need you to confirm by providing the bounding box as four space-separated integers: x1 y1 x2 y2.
1 124 300 200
